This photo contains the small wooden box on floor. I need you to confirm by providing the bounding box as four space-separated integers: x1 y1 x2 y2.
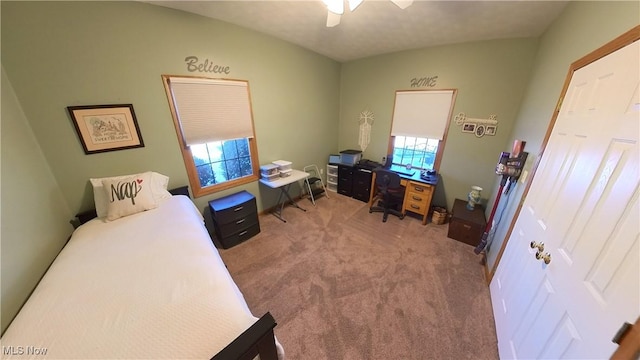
205 190 260 249
447 198 486 247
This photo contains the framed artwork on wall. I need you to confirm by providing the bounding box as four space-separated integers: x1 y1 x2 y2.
486 125 497 136
462 122 476 133
67 104 144 154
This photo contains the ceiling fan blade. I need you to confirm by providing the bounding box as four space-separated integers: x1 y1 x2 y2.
323 0 344 15
326 11 341 27
348 0 364 12
390 0 414 10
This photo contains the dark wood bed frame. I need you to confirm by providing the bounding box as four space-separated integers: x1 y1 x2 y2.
74 185 281 360
211 312 279 360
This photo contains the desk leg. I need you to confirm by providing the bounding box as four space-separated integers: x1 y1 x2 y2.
272 183 307 223
368 172 377 208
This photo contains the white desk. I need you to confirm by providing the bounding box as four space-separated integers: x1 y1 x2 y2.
259 169 310 222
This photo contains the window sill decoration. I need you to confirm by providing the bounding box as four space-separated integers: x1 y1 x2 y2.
454 112 498 138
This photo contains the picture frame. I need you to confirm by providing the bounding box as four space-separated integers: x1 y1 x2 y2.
462 122 476 133
486 125 497 136
67 104 144 154
475 124 486 138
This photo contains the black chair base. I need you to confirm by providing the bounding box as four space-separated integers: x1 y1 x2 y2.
369 168 405 223
369 203 405 222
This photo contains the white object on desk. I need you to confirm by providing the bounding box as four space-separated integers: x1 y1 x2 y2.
259 169 309 222
272 160 292 171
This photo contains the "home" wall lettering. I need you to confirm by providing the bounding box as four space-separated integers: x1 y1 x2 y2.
410 76 438 88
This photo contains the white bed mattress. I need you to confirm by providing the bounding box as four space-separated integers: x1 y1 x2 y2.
1 196 283 359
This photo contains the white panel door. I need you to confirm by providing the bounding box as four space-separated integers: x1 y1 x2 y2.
491 39 639 359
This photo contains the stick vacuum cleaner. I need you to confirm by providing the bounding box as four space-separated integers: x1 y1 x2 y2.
474 141 528 255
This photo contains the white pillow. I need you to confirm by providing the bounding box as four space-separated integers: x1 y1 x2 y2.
102 172 157 221
90 171 172 219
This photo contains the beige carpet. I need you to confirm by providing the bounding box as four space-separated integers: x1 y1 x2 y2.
219 193 499 360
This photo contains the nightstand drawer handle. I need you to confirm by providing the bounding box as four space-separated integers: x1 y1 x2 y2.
412 195 422 201
463 224 471 229
411 204 421 210
239 230 248 236
233 206 244 212
236 219 246 224
414 186 424 192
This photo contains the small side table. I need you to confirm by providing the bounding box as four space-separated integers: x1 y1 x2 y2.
258 169 309 222
447 198 486 247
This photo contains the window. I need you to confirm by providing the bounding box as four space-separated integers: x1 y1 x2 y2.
191 139 253 186
392 136 439 170
162 75 260 197
389 89 457 171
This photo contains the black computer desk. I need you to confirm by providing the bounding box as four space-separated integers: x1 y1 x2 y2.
367 168 439 225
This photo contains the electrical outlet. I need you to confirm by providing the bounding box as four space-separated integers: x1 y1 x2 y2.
320 168 324 175
382 156 386 164
520 170 529 183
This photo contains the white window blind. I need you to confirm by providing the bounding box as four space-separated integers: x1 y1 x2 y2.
169 77 254 146
391 90 456 140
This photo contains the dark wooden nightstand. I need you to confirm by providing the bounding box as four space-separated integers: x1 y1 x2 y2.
204 190 260 249
447 198 486 247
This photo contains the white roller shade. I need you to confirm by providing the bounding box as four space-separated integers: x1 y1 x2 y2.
169 77 254 146
391 90 455 140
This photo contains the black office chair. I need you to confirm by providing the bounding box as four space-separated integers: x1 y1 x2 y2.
369 168 405 222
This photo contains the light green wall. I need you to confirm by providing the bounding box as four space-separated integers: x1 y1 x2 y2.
340 38 539 210
1 1 340 214
1 67 74 334
1 0 339 334
485 1 640 271
3 0 638 336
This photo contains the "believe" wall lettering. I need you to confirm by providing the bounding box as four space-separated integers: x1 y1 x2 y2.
185 56 231 74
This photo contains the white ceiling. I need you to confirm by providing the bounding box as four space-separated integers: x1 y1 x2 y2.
146 0 569 62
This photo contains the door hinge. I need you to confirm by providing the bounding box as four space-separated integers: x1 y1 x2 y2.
555 97 564 112
612 322 632 344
